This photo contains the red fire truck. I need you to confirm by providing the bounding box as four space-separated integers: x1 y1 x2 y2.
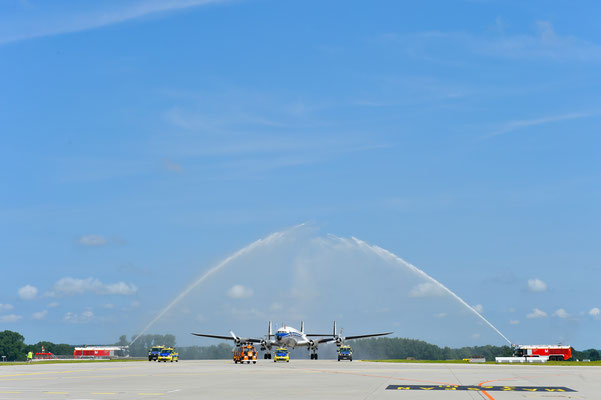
74 346 128 359
514 345 572 361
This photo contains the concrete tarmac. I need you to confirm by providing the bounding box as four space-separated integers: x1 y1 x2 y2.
1 360 599 399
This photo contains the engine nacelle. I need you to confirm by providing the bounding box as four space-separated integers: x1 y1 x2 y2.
335 337 343 347
308 339 317 349
260 339 267 351
234 338 242 347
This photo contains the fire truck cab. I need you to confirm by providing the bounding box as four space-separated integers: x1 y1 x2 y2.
233 344 257 364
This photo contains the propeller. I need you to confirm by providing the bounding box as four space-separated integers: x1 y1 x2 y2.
229 330 242 347
335 328 344 346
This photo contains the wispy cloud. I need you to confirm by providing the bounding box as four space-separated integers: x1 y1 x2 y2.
552 308 570 318
156 103 391 177
49 277 138 297
408 282 446 297
163 159 184 173
526 308 547 319
63 310 95 324
226 284 254 299
32 310 47 320
487 112 593 138
1 0 226 45
78 234 108 247
0 314 22 323
383 20 601 63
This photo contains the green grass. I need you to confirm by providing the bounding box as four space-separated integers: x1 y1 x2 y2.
0 358 146 366
363 359 601 366
364 359 478 364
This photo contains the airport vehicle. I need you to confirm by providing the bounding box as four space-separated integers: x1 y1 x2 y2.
157 347 179 362
148 345 165 361
74 346 128 359
233 344 257 364
192 321 391 360
34 352 57 360
273 347 290 362
513 345 572 361
337 345 352 361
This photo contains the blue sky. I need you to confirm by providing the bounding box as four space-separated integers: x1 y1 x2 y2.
1 0 600 349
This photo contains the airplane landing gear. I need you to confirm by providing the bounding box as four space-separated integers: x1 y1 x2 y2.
310 352 318 360
263 352 271 359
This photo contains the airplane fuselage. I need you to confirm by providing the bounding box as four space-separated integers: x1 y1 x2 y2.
274 326 311 348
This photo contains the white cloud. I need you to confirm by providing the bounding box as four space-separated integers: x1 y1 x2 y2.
48 302 60 308
509 320 520 325
51 277 137 296
78 235 108 246
434 312 447 318
270 302 283 312
32 310 47 320
471 333 481 339
527 278 547 292
1 0 226 45
0 303 14 311
103 303 115 309
552 308 570 318
472 304 484 313
408 282 446 297
227 284 254 299
63 310 95 324
588 307 600 318
18 284 38 300
0 314 22 323
104 281 138 295
527 308 547 319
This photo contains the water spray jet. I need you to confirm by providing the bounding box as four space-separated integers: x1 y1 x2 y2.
129 224 305 346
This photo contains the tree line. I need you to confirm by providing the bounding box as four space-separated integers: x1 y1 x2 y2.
0 331 74 361
2 330 600 362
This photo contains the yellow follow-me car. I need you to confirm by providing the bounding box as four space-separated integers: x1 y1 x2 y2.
157 347 179 362
273 347 289 362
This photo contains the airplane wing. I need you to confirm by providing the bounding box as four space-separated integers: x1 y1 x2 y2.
317 332 393 344
191 333 262 343
343 332 393 340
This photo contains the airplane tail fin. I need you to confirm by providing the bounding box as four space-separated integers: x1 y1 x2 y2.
333 321 337 337
268 321 273 339
300 321 305 334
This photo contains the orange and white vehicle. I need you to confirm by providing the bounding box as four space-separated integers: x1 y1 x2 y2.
233 344 257 364
514 345 572 361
